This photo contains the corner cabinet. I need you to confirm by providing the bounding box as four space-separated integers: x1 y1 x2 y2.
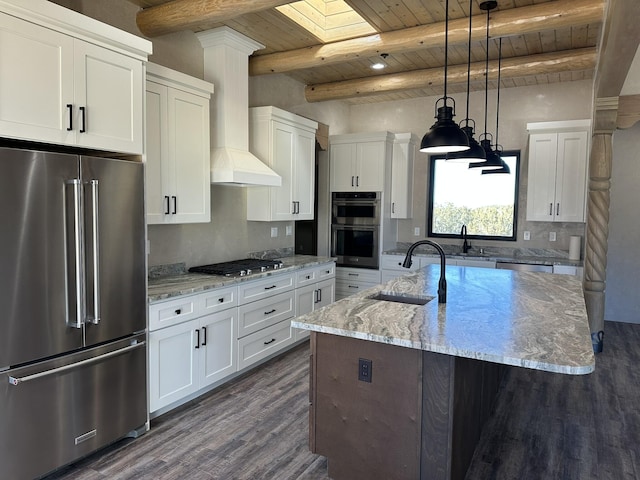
247 106 318 221
330 132 394 192
145 63 213 224
526 120 591 223
0 5 150 154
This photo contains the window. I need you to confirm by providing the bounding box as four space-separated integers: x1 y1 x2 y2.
427 151 520 241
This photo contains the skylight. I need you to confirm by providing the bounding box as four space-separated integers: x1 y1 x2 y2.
276 0 376 43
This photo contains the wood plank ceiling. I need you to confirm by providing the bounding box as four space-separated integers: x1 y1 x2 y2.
127 0 604 105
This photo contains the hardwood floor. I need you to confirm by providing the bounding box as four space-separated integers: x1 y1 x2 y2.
46 321 640 480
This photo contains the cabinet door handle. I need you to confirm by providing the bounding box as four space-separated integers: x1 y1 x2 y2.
556 203 560 215
351 176 354 187
549 203 553 216
195 329 200 349
66 104 73 131
79 106 86 133
392 202 395 214
264 285 277 290
264 308 276 315
292 201 296 214
164 196 170 214
201 326 207 346
356 176 359 187
263 338 276 345
172 196 177 214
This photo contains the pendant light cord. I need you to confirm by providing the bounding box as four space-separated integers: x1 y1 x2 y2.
444 0 450 101
495 37 502 147
464 0 473 120
483 6 490 137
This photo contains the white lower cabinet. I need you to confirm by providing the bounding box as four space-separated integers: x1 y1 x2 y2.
148 309 237 413
148 261 336 415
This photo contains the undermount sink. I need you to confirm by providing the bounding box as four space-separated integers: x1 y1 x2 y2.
368 292 434 305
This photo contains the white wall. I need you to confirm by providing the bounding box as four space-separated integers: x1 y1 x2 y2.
605 122 640 323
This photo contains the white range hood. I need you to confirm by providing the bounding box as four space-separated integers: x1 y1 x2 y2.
197 27 281 187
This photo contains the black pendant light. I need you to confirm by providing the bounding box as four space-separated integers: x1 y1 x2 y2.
420 0 470 154
469 0 502 170
446 0 486 163
482 37 511 175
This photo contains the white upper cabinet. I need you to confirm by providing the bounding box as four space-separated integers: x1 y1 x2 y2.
391 133 418 219
526 120 591 223
146 63 214 224
0 3 151 154
247 106 318 221
330 132 394 192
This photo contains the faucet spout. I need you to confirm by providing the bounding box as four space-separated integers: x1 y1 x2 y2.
402 240 447 303
461 224 470 254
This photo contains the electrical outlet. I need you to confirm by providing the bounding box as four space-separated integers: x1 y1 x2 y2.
523 231 530 241
414 227 420 236
286 225 292 236
549 232 557 242
358 358 372 383
270 227 278 238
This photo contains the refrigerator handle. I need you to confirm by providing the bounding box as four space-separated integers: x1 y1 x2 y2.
86 179 100 325
66 179 85 329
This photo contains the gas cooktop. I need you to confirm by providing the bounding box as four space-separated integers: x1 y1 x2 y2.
188 258 285 277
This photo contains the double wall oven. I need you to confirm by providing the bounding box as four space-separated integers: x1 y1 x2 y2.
331 192 381 269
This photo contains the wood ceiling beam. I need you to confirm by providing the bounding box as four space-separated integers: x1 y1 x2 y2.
136 0 294 37
304 47 597 103
250 0 603 76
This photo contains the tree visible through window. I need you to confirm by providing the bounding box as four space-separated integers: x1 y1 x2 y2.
428 152 520 241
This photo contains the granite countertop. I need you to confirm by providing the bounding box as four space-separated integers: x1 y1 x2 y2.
292 264 594 375
148 255 336 303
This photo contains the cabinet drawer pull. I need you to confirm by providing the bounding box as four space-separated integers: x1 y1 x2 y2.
175 308 181 315
348 273 359 277
348 285 359 289
79 106 86 133
263 338 276 345
66 104 73 131
264 285 277 290
195 329 200 349
264 309 276 315
218 298 224 303
305 275 311 280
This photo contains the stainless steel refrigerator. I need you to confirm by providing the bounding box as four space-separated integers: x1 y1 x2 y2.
0 146 147 480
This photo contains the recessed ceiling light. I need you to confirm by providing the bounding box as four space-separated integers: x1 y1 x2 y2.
371 62 386 70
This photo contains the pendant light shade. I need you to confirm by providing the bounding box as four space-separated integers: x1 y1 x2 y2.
469 135 502 169
446 0 485 163
420 0 469 154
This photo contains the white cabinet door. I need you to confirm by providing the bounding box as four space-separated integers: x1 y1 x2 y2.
169 88 211 223
74 41 143 154
330 143 356 191
148 319 200 413
526 130 588 222
391 134 416 218
200 309 238 388
555 131 588 222
0 12 74 145
145 81 169 224
294 278 335 340
271 120 296 221
355 141 386 191
295 128 316 219
145 74 211 225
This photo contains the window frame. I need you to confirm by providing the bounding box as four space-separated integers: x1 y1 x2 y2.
427 150 521 242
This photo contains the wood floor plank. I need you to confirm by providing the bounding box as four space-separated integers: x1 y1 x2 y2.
45 321 640 480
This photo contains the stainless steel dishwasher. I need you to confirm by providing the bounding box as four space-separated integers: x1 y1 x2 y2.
496 262 553 273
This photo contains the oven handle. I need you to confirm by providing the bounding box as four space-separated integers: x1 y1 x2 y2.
332 200 381 207
331 225 379 232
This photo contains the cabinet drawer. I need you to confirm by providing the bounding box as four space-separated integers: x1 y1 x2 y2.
237 319 294 370
237 273 294 304
201 285 238 315
380 255 419 272
336 267 381 284
336 279 378 299
295 263 336 287
149 295 199 331
238 291 295 338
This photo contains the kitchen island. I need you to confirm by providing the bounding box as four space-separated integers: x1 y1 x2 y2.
292 264 594 480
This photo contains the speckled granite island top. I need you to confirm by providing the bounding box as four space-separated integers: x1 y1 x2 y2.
148 255 335 302
293 264 594 375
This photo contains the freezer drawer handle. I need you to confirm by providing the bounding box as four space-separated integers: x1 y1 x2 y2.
7 341 146 386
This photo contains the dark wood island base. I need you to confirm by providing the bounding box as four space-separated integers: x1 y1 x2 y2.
309 332 507 480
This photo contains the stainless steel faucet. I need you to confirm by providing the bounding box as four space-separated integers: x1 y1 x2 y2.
461 224 471 254
402 240 447 303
